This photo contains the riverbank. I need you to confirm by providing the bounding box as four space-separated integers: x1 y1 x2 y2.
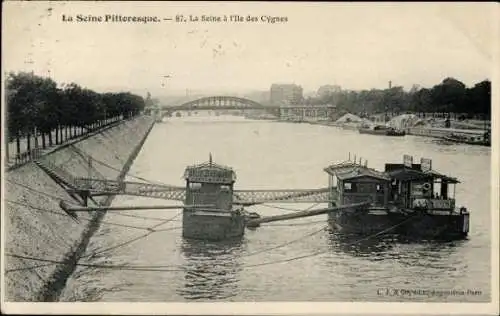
406 126 486 138
4 115 155 301
277 118 489 142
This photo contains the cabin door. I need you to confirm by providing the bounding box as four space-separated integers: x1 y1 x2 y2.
400 182 411 208
217 185 233 210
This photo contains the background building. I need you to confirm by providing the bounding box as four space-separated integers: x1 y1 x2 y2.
270 84 303 105
317 85 342 98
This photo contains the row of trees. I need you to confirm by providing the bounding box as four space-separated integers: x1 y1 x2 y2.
6 72 146 159
307 78 491 119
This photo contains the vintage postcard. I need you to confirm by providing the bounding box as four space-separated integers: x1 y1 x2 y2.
1 1 499 315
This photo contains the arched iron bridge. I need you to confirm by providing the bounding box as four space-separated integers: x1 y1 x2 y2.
147 96 335 114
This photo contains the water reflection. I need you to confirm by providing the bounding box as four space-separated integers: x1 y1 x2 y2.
178 238 244 301
327 230 399 259
327 228 466 266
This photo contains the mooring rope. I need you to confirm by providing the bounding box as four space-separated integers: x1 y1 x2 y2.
243 213 419 269
258 202 321 213
241 225 329 258
5 254 191 273
6 179 75 204
5 212 417 274
4 200 182 273
5 224 324 272
83 212 182 259
261 219 327 227
5 199 179 232
102 211 182 222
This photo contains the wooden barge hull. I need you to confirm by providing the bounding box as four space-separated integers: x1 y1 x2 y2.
182 209 245 241
359 129 406 136
442 136 490 147
328 209 469 239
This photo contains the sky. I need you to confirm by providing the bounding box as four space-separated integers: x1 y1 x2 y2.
2 2 497 97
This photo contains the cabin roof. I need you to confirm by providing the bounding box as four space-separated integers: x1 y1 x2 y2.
324 161 362 175
336 167 391 181
185 161 234 172
425 170 460 183
183 160 236 183
387 167 460 183
325 162 391 181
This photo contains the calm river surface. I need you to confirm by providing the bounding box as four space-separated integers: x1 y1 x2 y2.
71 115 491 302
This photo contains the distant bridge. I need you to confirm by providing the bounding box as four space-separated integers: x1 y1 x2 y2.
145 95 337 120
164 96 268 111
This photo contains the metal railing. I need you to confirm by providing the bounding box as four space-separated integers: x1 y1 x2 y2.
14 147 43 165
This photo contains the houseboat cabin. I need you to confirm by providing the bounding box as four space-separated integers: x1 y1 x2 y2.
183 157 236 211
182 156 245 241
384 155 460 213
324 161 391 208
323 154 469 238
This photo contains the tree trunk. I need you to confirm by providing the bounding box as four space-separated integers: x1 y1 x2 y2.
5 131 9 162
16 132 21 157
34 129 39 149
42 132 46 149
48 130 53 147
27 132 32 158
55 126 59 144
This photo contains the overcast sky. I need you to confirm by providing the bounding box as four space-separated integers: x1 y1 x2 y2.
3 2 497 96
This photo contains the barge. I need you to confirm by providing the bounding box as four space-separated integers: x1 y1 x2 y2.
324 155 469 239
442 130 491 147
358 124 406 136
182 156 246 241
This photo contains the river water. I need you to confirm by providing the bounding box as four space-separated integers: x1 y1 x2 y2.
69 115 491 302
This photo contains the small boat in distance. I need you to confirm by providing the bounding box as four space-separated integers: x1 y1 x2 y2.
358 124 406 136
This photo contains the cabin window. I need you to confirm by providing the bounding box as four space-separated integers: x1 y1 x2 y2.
356 183 377 193
220 185 231 191
344 182 353 192
189 182 202 190
376 184 384 192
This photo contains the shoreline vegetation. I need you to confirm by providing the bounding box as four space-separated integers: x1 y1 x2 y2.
5 72 149 165
305 77 491 122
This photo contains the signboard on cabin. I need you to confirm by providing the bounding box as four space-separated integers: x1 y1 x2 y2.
430 199 454 209
421 158 432 172
403 154 413 168
411 182 424 196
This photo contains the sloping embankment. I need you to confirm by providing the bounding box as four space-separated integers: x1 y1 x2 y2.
4 115 155 301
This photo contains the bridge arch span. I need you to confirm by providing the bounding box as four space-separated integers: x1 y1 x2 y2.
163 96 267 112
